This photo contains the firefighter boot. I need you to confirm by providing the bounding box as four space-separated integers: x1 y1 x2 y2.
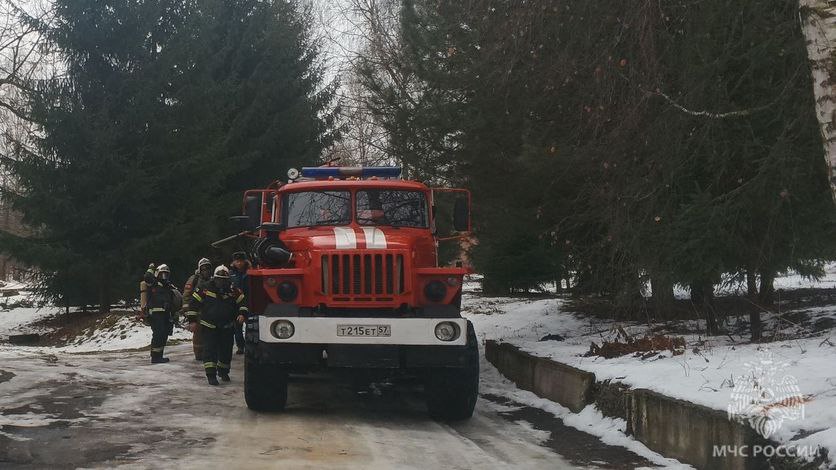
207 375 219 386
150 350 170 364
217 361 231 382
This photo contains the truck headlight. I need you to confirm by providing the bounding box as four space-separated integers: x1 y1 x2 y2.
277 281 298 302
424 280 447 302
434 321 460 342
271 320 295 339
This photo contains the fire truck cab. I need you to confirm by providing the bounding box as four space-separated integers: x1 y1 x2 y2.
237 166 478 420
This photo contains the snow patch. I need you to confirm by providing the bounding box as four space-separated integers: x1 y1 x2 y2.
464 269 836 465
58 315 191 353
479 357 692 469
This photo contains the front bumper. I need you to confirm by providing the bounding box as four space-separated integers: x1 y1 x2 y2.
249 342 473 369
247 315 471 370
256 316 468 346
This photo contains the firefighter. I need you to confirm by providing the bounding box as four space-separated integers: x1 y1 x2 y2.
145 264 177 364
229 251 250 355
182 258 213 360
188 265 248 385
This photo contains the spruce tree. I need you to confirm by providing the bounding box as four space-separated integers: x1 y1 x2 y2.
354 0 836 325
0 0 336 310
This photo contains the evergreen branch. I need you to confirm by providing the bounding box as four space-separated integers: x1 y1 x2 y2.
648 88 777 119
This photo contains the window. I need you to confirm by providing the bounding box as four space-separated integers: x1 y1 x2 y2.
356 190 428 228
284 191 351 228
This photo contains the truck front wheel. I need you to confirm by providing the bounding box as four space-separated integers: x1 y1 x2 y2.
244 353 288 412
425 321 479 421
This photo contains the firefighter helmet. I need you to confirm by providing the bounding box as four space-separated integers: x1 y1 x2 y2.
155 264 171 281
197 257 211 269
213 265 230 279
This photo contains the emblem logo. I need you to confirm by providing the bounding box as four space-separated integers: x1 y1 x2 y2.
727 349 805 438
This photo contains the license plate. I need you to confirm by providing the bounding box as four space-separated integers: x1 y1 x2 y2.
337 324 391 337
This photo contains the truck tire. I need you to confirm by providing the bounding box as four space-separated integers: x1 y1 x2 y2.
244 353 288 412
425 320 479 421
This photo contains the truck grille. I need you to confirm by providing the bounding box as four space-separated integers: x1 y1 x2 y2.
321 253 405 299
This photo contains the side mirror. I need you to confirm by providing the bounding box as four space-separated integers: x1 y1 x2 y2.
453 197 470 232
244 195 261 230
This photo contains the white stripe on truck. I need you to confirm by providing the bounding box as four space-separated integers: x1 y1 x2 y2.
333 227 357 249
361 227 387 249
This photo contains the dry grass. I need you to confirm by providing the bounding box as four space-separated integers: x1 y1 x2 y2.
585 327 686 359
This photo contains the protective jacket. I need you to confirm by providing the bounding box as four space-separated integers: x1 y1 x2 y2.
189 282 248 329
182 272 210 322
146 280 176 361
146 281 176 316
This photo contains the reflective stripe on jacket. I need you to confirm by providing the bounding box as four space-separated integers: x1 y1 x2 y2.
190 283 248 328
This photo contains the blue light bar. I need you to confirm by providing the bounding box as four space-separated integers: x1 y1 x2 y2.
300 166 402 179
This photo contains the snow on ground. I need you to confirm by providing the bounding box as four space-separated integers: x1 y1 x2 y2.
478 355 692 469
483 263 836 299
668 263 836 300
462 274 836 465
0 280 29 293
1 272 833 465
0 288 62 339
773 263 836 291
0 287 191 352
59 314 192 353
0 306 62 338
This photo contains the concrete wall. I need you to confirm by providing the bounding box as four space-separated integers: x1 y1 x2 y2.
485 340 537 391
485 340 593 412
484 339 776 470
627 388 766 470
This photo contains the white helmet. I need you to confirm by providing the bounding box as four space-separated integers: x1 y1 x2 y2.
155 264 171 280
213 265 230 279
197 258 211 269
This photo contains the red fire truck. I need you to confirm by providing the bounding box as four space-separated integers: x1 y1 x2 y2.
231 166 478 420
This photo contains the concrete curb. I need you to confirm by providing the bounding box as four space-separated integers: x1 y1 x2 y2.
484 339 778 470
485 340 593 412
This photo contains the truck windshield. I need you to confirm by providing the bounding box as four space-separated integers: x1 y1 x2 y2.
284 191 351 228
356 190 428 228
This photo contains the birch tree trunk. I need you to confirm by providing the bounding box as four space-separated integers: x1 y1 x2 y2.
800 0 836 202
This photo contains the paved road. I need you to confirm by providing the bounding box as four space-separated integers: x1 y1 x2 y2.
0 344 655 469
